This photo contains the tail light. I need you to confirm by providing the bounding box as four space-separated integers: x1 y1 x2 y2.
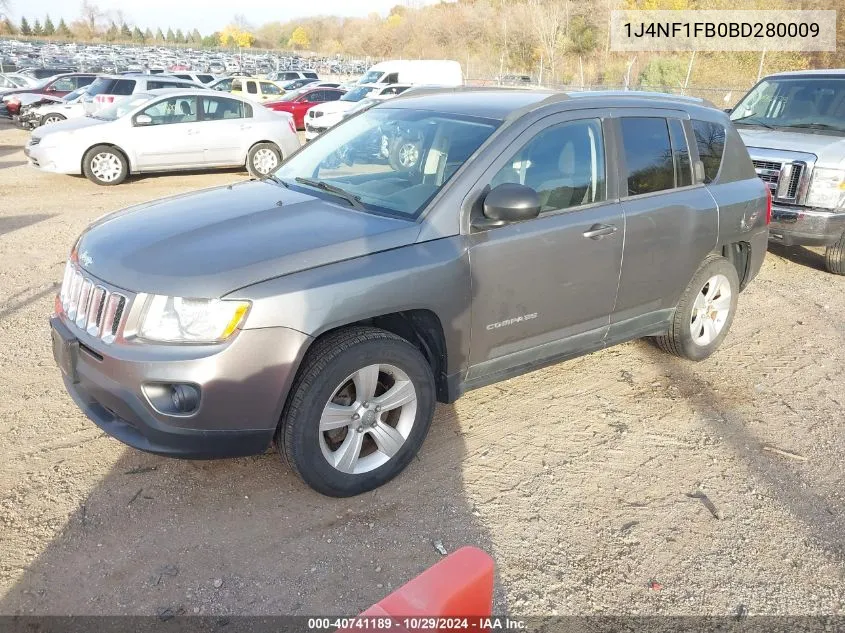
765 187 772 225
94 94 115 106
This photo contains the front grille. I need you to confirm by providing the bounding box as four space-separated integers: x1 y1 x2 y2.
752 159 804 202
59 261 128 344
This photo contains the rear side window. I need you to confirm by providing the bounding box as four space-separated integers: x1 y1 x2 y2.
691 120 726 183
246 81 258 95
667 119 692 187
76 76 95 88
109 80 136 96
198 75 213 83
620 117 674 196
304 72 318 79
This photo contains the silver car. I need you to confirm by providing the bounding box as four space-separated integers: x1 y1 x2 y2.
25 89 301 185
50 89 769 496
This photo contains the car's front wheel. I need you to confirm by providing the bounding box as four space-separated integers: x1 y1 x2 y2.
654 255 739 361
82 145 128 186
278 327 436 497
247 142 282 178
824 230 845 275
41 113 66 126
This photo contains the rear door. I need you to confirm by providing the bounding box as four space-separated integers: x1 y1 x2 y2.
466 112 625 382
608 110 718 340
198 95 250 165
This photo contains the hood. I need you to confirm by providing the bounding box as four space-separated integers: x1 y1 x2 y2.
737 127 845 169
311 100 357 116
32 115 108 140
76 180 421 297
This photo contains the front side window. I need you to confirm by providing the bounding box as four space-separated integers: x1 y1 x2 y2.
201 96 245 120
214 78 233 91
138 96 198 125
51 77 75 91
231 79 243 91
621 117 674 196
691 120 726 184
490 119 606 213
274 108 499 219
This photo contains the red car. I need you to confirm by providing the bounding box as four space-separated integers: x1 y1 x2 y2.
1 73 97 116
264 87 345 130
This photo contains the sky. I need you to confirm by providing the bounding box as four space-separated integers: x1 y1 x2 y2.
6 0 426 34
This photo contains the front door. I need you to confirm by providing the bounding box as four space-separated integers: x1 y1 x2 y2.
130 95 205 169
466 114 624 382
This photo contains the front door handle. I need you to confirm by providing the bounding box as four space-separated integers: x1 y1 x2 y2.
583 223 618 240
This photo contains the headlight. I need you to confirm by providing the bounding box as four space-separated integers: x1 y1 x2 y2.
138 296 250 343
805 168 845 210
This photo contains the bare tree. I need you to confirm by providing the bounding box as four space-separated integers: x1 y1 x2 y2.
0 0 11 19
529 0 565 85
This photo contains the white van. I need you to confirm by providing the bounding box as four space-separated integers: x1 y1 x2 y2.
357 60 463 87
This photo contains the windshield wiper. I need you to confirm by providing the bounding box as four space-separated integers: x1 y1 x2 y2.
787 123 845 132
261 173 289 187
731 116 774 129
294 177 365 210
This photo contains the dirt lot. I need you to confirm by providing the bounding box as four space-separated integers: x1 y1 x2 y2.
1 122 844 617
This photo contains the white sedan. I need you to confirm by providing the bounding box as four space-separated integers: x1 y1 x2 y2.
24 89 301 186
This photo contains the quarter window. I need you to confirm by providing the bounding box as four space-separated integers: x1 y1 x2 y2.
621 117 674 196
668 119 693 187
691 120 726 183
490 119 607 213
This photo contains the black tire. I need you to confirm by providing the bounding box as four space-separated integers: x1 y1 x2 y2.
278 326 436 497
40 113 66 126
824 231 845 275
82 145 128 186
246 142 282 178
388 137 422 172
653 255 740 361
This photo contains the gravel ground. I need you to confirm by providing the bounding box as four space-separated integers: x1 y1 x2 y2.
1 123 844 617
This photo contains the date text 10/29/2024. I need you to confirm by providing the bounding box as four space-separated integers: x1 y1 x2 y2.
309 617 527 630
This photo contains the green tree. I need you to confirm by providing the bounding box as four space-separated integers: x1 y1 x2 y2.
43 15 55 35
144 27 153 40
132 26 144 42
104 20 118 41
201 32 219 47
56 18 71 38
32 18 43 36
19 16 31 35
191 28 201 43
155 27 164 41
568 16 597 55
175 28 184 42
639 58 686 90
165 27 174 42
120 22 131 40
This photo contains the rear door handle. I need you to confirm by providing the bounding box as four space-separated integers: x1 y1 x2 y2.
583 223 618 240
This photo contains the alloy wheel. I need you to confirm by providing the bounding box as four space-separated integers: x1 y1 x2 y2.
90 152 122 183
690 273 732 346
319 364 417 474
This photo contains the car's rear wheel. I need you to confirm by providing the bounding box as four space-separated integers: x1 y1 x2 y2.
41 113 66 126
82 145 128 186
247 142 282 178
824 230 845 275
278 326 436 497
654 255 739 361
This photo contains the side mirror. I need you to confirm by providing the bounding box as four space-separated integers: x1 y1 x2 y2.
723 107 732 114
45 86 56 92
134 114 153 126
474 183 541 229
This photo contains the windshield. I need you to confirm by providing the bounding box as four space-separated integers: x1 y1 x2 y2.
93 94 153 121
358 71 383 85
276 88 306 102
274 108 499 219
731 77 845 134
341 86 376 102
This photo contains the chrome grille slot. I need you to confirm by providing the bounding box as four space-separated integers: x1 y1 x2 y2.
752 159 806 203
58 261 130 344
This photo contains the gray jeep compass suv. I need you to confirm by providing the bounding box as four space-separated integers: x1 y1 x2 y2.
50 88 769 496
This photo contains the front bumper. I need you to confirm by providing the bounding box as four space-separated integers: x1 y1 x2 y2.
304 121 328 140
24 143 79 174
50 314 311 459
769 204 845 247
